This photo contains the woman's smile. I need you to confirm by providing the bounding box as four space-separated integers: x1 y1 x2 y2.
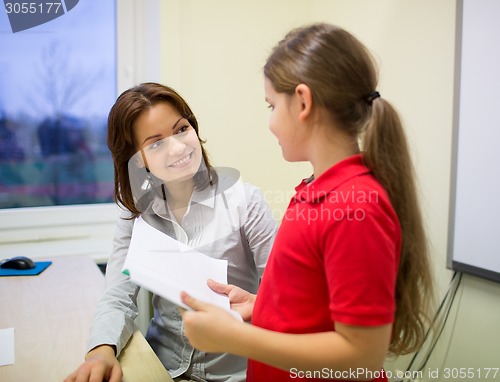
168 151 194 168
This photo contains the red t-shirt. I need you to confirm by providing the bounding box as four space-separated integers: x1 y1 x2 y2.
248 155 401 381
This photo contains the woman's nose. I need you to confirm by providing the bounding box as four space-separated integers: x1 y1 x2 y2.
167 135 186 156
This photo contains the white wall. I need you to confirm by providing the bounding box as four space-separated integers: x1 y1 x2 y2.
160 1 500 380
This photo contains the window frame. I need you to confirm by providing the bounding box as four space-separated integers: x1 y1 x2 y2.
0 0 161 262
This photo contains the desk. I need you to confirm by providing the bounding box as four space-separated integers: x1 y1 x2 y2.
0 255 172 382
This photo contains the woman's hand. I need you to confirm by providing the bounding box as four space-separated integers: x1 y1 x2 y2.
207 279 256 322
64 345 122 382
180 291 243 353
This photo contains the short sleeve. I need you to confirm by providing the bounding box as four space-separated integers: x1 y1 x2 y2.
323 203 400 326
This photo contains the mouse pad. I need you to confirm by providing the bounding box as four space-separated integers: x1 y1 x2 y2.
0 261 52 277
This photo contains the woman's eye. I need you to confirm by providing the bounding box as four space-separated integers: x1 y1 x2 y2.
176 125 190 134
267 104 274 111
148 140 163 150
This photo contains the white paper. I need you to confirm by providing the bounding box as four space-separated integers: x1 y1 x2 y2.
0 327 15 366
123 217 240 318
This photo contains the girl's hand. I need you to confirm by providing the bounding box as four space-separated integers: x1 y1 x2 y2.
180 291 242 353
208 279 256 322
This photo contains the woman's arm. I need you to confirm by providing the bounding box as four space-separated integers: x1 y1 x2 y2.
87 211 140 354
241 183 278 277
66 211 140 381
180 292 391 378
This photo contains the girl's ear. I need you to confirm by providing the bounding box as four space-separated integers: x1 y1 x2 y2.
295 83 313 121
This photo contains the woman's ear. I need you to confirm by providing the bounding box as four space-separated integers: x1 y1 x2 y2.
135 153 145 168
295 83 313 121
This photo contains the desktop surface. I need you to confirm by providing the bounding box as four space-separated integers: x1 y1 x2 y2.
0 255 172 381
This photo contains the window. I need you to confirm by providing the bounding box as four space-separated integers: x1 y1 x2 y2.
0 0 161 263
0 1 116 208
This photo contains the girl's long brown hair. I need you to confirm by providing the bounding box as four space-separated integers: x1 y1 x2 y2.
264 23 434 355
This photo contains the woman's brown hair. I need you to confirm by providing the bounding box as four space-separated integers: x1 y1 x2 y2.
107 82 215 218
264 23 434 355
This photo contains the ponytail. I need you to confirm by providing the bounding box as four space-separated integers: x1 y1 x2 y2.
363 98 434 354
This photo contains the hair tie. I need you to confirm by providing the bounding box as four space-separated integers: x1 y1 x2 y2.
367 91 381 104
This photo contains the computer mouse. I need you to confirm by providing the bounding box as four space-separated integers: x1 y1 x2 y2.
0 256 36 270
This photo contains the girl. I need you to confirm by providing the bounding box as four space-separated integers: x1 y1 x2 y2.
65 82 277 382
180 23 434 381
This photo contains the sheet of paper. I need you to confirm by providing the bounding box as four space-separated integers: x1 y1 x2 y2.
123 217 239 318
0 327 15 366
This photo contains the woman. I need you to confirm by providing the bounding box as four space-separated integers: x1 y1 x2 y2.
65 82 277 382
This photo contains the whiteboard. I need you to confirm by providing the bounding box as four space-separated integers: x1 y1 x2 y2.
448 0 500 282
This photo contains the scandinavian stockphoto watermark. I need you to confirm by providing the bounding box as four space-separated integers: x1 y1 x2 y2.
3 0 79 33
264 186 380 223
